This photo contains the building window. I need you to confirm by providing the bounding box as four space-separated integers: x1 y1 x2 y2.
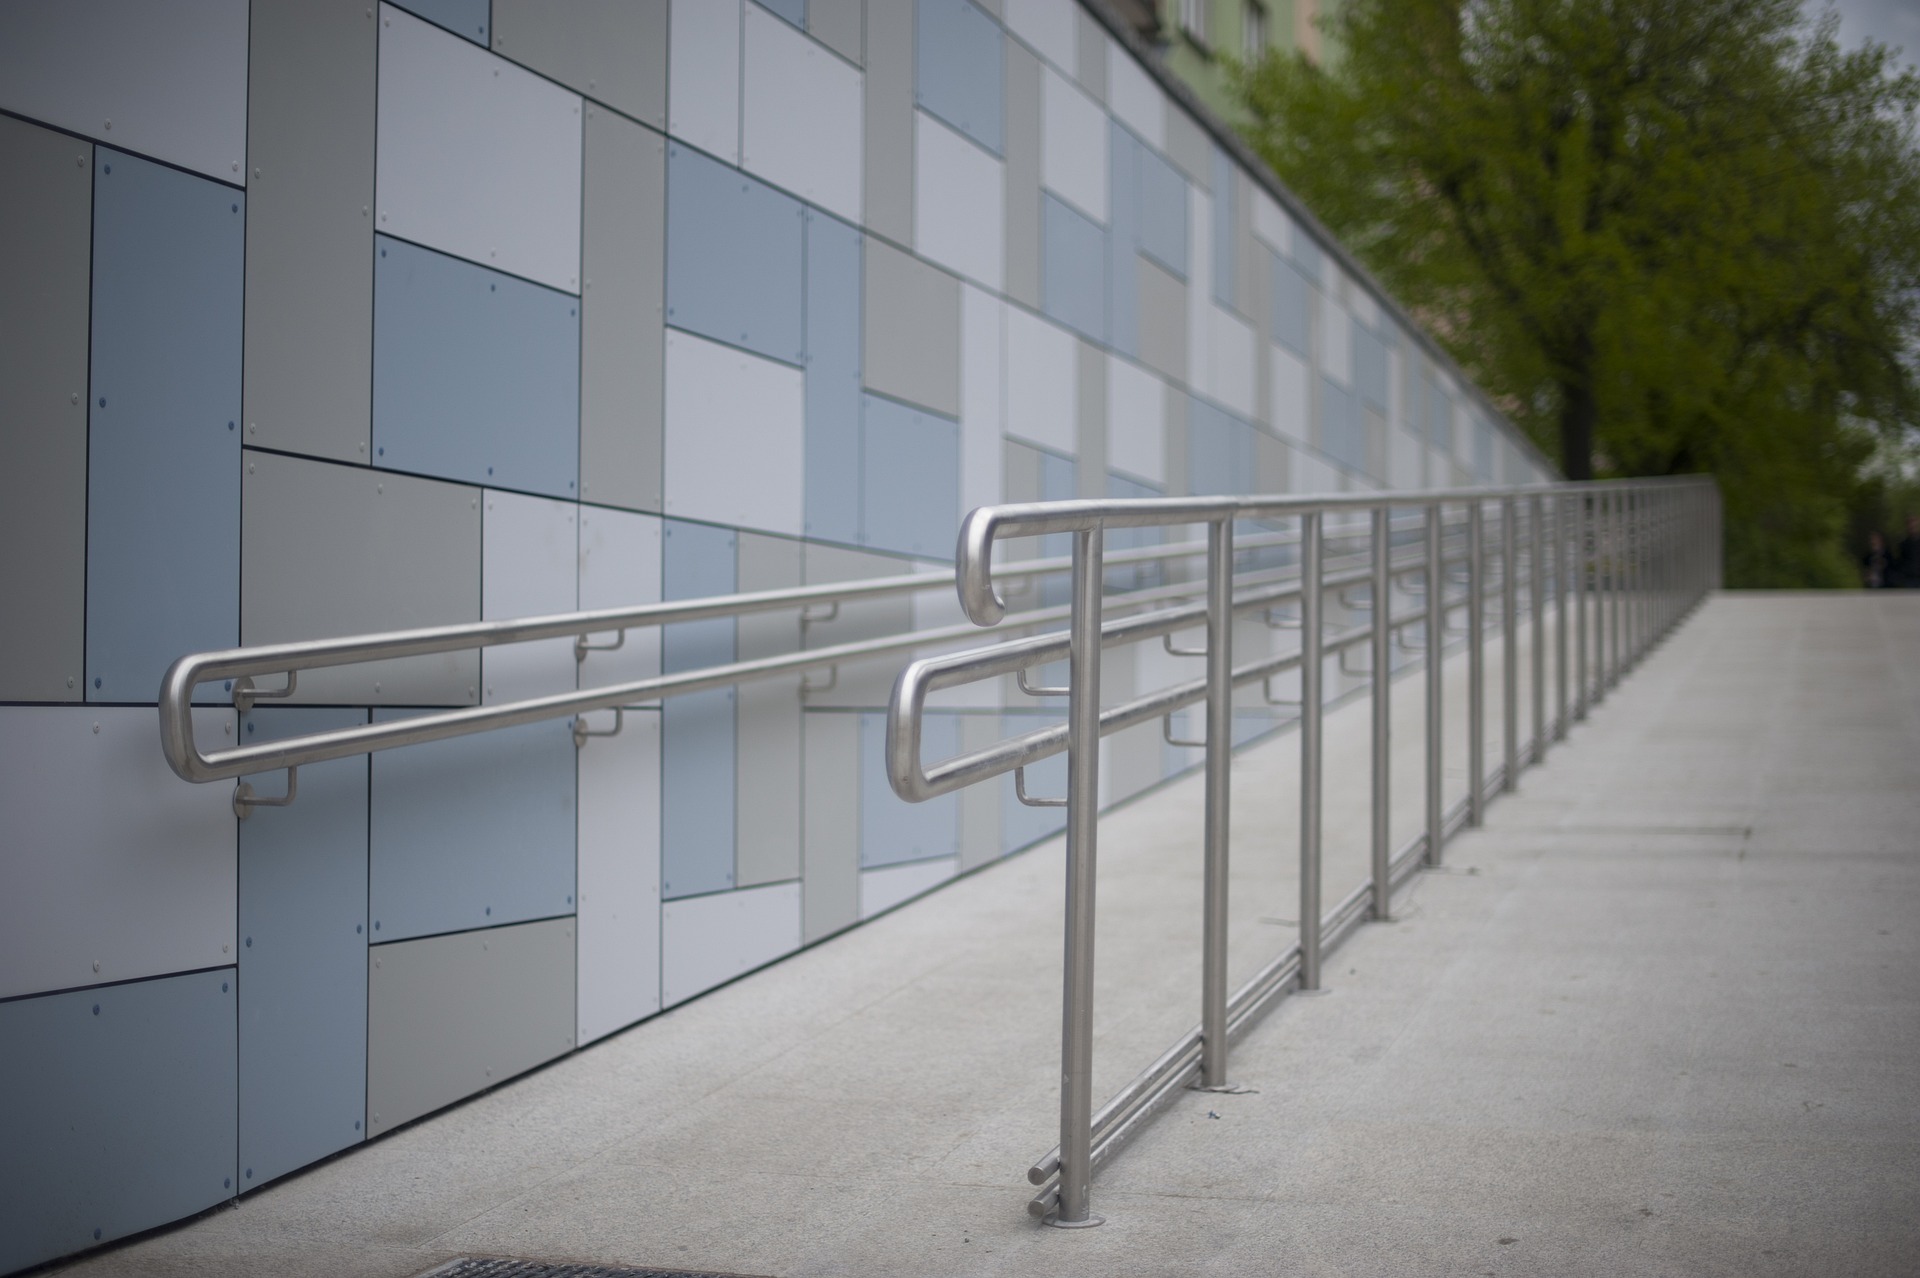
1180 0 1208 44
1245 0 1269 55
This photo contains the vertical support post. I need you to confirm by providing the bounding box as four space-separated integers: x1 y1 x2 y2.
1530 493 1546 763
1501 496 1518 793
1575 492 1590 721
1607 489 1622 689
1424 503 1443 867
1052 526 1106 1228
1199 517 1234 1089
1299 511 1325 990
1467 501 1486 825
1555 492 1570 740
1370 504 1392 920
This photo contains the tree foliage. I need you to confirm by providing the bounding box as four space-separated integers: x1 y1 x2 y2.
1233 0 1920 585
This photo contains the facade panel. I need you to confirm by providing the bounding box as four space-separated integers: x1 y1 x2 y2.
373 235 581 500
369 713 577 942
665 144 806 366
1107 355 1167 486
580 107 667 512
660 881 802 1008
1005 304 1079 455
481 490 580 704
1004 0 1076 70
1136 255 1189 383
576 705 663 1044
860 713 960 867
366 916 575 1135
1106 38 1164 151
804 210 865 545
241 452 480 706
667 0 741 164
801 712 862 941
1003 38 1045 310
859 857 959 919
1042 191 1108 344
0 0 248 184
663 330 807 537
577 506 664 692
735 532 805 889
243 0 377 465
917 0 1005 155
0 116 90 702
861 394 962 559
959 284 1009 518
86 148 243 704
492 0 668 129
376 3 583 292
237 707 369 1189
864 238 963 417
741 4 864 224
661 519 738 900
862 0 913 242
914 110 1007 292
0 969 237 1276
1040 64 1108 223
389 0 489 43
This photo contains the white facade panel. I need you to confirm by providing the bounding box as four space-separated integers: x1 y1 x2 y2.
1003 0 1078 71
481 490 578 705
1270 344 1311 445
741 5 863 224
0 0 249 185
1352 285 1381 331
859 857 957 919
915 111 1005 292
960 284 1007 518
660 880 802 1007
1040 65 1108 224
1210 305 1257 420
663 329 806 537
1320 291 1352 386
1187 184 1212 396
1293 445 1338 494
1390 424 1424 490
1107 355 1166 486
0 706 236 1000
1004 305 1078 455
577 506 664 695
1106 39 1165 151
577 706 662 1044
377 5 581 292
1251 187 1294 255
667 0 742 165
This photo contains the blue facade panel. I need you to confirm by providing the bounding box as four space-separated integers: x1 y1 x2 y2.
1355 322 1389 410
1138 146 1188 278
760 0 808 28
1105 472 1165 592
86 148 241 704
665 144 805 366
916 0 1004 155
1473 413 1495 480
238 707 369 1190
1321 377 1363 473
1188 398 1256 497
860 393 960 559
1272 252 1311 356
1042 192 1107 344
860 712 959 867
0 969 237 1276
1210 146 1234 309
373 235 580 500
804 210 863 545
1292 230 1323 284
389 0 489 43
1425 371 1453 452
1106 124 1140 358
1001 711 1068 852
662 519 737 900
369 713 577 941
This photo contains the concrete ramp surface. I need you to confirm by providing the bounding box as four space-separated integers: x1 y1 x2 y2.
52 594 1920 1278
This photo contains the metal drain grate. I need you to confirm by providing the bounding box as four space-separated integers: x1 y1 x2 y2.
419 1259 764 1278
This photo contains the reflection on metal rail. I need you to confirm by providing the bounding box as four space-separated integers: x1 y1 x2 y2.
885 476 1720 1227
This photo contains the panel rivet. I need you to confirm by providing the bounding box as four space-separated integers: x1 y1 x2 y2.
91 722 100 733
103 119 110 130
67 676 75 688
70 392 78 404
92 960 100 972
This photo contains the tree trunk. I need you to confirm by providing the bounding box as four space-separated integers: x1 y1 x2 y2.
1559 378 1596 480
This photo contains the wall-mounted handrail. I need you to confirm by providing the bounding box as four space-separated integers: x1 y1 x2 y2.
886 476 1720 1227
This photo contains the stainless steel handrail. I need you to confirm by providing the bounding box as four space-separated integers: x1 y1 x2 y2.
885 475 1720 1226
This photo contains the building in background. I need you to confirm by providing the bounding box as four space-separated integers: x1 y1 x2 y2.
1105 0 1336 124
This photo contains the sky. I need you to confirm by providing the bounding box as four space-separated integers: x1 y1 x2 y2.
1811 0 1920 68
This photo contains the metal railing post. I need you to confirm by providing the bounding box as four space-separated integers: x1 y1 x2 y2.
1555 492 1570 740
1501 497 1519 792
1467 500 1486 824
1424 503 1444 867
1530 494 1546 763
1607 489 1622 690
1199 517 1234 1089
1575 492 1589 720
1299 511 1325 990
1370 504 1391 920
1053 525 1106 1228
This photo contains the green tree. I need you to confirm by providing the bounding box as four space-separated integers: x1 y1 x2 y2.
1234 0 1920 586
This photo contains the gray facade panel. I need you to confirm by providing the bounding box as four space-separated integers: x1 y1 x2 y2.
369 712 577 942
761 0 807 29
1210 146 1235 310
916 0 1004 155
1273 253 1311 355
86 148 242 705
580 108 666 511
1137 144 1187 278
862 0 913 243
1136 255 1188 384
492 0 668 129
1106 124 1139 357
373 235 581 501
804 210 864 545
0 970 237 1276
665 144 805 366
864 237 961 417
389 0 489 44
662 519 738 899
801 711 860 941
1003 38 1043 310
366 916 575 1136
1189 396 1255 497
736 532 804 889
241 452 480 705
860 712 959 867
1162 99 1211 186
1076 338 1108 497
860 393 961 558
810 0 865 64
957 713 1003 870
801 542 912 709
238 706 369 1190
1321 376 1363 473
1074 7 1107 102
243 0 376 466
1042 192 1107 344
0 116 89 702
1355 321 1389 411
